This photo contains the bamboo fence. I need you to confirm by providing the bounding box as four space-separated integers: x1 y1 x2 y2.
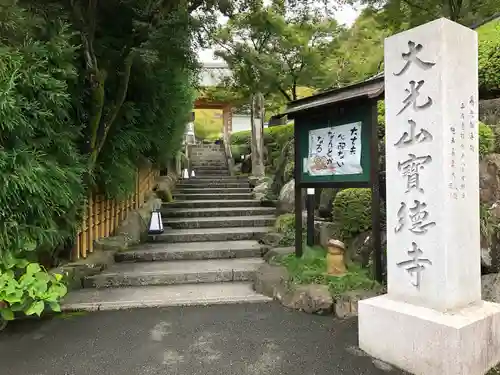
73 167 159 260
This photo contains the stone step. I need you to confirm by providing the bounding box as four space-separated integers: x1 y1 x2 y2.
148 226 272 243
173 192 254 201
191 153 226 159
162 199 261 209
164 215 276 229
115 240 265 262
178 176 249 182
190 158 226 163
178 178 249 185
194 171 231 177
83 258 265 288
193 165 230 170
162 206 276 218
62 282 271 311
176 187 252 194
192 161 227 166
178 182 250 189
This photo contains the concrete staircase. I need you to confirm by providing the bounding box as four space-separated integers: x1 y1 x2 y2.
62 144 274 311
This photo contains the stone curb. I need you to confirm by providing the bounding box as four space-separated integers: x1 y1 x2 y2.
253 263 381 319
62 295 272 312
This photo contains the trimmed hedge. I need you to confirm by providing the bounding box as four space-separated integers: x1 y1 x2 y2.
478 18 500 99
332 188 372 242
230 123 294 172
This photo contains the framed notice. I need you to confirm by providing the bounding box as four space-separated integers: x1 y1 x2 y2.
295 101 372 184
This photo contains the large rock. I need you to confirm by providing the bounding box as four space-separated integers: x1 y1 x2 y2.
253 181 271 200
318 188 339 219
334 290 381 319
263 246 295 263
479 154 500 273
254 263 290 298
282 284 334 315
277 179 306 214
318 221 337 248
480 98 500 126
480 154 500 214
482 273 500 303
52 250 115 291
269 140 294 198
259 231 284 247
347 231 387 269
154 173 177 202
115 193 162 245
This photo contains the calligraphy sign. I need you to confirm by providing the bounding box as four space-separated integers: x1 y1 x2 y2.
307 122 362 176
296 102 372 184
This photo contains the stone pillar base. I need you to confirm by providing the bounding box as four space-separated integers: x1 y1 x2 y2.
358 295 500 375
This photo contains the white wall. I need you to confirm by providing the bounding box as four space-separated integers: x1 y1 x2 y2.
231 115 268 133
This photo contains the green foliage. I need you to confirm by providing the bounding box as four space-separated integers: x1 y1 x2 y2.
155 188 173 203
231 130 252 145
0 0 199 322
332 188 373 242
357 0 499 28
231 143 250 161
230 123 294 173
320 9 388 86
0 259 67 321
213 1 342 102
478 18 500 99
274 246 380 295
479 122 495 158
275 213 296 246
194 109 223 140
94 6 197 198
0 2 85 263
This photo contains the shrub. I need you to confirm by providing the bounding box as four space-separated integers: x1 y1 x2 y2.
478 18 500 98
230 123 294 174
275 213 296 246
230 130 252 145
231 143 250 162
479 122 495 158
332 188 372 242
0 2 80 320
0 261 67 322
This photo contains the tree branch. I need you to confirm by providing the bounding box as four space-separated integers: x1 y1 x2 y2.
278 87 292 101
401 0 433 14
95 50 137 159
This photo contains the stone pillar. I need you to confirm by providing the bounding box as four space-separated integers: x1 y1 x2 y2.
358 18 500 375
222 106 235 175
222 106 232 135
251 93 265 178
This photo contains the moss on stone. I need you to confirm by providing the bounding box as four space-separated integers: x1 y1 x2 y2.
480 121 495 158
155 188 173 202
273 213 297 247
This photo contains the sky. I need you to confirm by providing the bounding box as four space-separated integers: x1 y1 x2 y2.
197 3 362 63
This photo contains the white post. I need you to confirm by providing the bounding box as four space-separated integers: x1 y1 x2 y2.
358 18 500 375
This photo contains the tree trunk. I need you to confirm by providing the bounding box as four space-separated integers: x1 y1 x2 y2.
250 93 265 178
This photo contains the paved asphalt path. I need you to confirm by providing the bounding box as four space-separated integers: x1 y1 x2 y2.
0 302 406 375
